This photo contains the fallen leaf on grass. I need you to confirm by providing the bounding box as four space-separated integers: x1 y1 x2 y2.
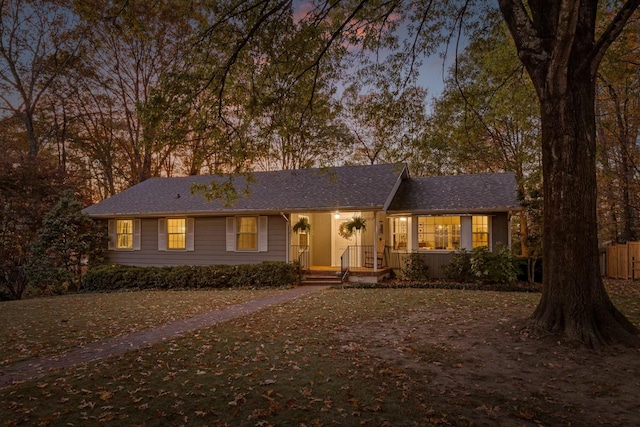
99 390 112 402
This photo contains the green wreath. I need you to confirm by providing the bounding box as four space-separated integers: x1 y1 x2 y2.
338 222 353 239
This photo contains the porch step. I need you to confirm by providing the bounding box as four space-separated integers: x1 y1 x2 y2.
300 274 342 286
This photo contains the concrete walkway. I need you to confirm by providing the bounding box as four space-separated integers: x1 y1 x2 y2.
0 286 329 389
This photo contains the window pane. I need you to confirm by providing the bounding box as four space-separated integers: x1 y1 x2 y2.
167 218 185 234
167 218 186 249
237 233 257 250
392 218 407 250
117 220 132 234
168 234 185 249
238 217 257 233
237 217 258 250
116 219 133 249
118 234 132 249
418 216 460 250
472 216 489 248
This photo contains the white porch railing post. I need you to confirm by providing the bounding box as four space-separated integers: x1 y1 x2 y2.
373 212 378 272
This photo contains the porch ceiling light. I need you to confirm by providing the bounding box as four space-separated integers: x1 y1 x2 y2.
334 212 340 219
400 217 407 221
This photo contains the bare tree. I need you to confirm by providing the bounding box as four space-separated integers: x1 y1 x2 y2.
0 0 82 157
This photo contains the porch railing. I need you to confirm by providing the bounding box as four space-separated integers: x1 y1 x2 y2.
340 247 350 281
340 245 387 279
291 245 310 271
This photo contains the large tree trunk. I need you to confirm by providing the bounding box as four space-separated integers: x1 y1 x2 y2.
22 109 39 157
531 62 638 347
499 0 640 348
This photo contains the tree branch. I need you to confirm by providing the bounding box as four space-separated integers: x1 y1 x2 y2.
590 0 640 76
546 0 580 96
213 0 291 117
498 0 545 73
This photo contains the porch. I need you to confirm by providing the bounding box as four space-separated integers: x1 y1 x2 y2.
293 244 393 284
292 243 457 283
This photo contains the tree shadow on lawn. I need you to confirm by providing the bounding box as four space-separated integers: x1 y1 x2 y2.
337 280 640 426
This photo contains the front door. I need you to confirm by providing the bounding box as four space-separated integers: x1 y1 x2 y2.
332 212 357 267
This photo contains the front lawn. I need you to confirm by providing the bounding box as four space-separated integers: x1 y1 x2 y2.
1 281 639 426
0 289 279 366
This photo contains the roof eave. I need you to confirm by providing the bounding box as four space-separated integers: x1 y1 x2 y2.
84 205 389 219
386 205 521 216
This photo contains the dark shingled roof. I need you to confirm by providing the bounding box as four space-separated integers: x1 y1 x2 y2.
387 172 519 214
83 163 408 217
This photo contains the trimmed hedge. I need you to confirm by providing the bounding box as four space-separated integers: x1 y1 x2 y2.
343 279 541 293
82 262 299 292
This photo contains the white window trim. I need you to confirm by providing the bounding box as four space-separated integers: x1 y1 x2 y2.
158 217 194 251
409 215 493 252
471 215 492 250
390 217 409 252
226 216 268 252
108 218 140 251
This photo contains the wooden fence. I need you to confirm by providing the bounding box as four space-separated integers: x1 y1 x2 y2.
605 242 640 279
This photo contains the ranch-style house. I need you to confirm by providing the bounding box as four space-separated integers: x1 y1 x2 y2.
83 163 520 282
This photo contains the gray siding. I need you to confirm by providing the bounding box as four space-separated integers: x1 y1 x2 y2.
491 212 509 248
387 250 453 279
107 215 287 267
385 211 512 279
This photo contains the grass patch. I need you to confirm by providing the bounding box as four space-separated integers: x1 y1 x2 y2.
0 281 639 426
0 289 279 366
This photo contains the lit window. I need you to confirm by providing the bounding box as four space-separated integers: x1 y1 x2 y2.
472 216 489 248
298 232 308 247
417 216 460 250
167 218 186 249
237 217 258 251
116 219 133 249
391 217 408 250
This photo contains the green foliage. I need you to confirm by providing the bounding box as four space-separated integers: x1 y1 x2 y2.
343 216 367 234
401 252 429 281
444 246 517 285
191 176 249 208
428 17 541 259
0 158 69 300
25 190 107 294
443 249 474 283
338 216 367 240
292 217 311 234
341 82 429 167
470 245 518 285
82 262 298 292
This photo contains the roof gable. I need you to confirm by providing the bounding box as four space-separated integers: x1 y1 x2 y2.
83 163 408 217
388 172 520 213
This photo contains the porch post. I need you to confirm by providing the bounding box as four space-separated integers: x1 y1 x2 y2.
374 211 378 272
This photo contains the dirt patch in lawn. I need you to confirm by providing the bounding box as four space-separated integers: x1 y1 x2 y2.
339 301 640 426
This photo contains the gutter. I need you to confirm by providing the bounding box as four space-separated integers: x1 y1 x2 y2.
280 212 290 264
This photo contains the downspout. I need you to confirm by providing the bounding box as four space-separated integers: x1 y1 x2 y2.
280 212 289 263
507 210 512 250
